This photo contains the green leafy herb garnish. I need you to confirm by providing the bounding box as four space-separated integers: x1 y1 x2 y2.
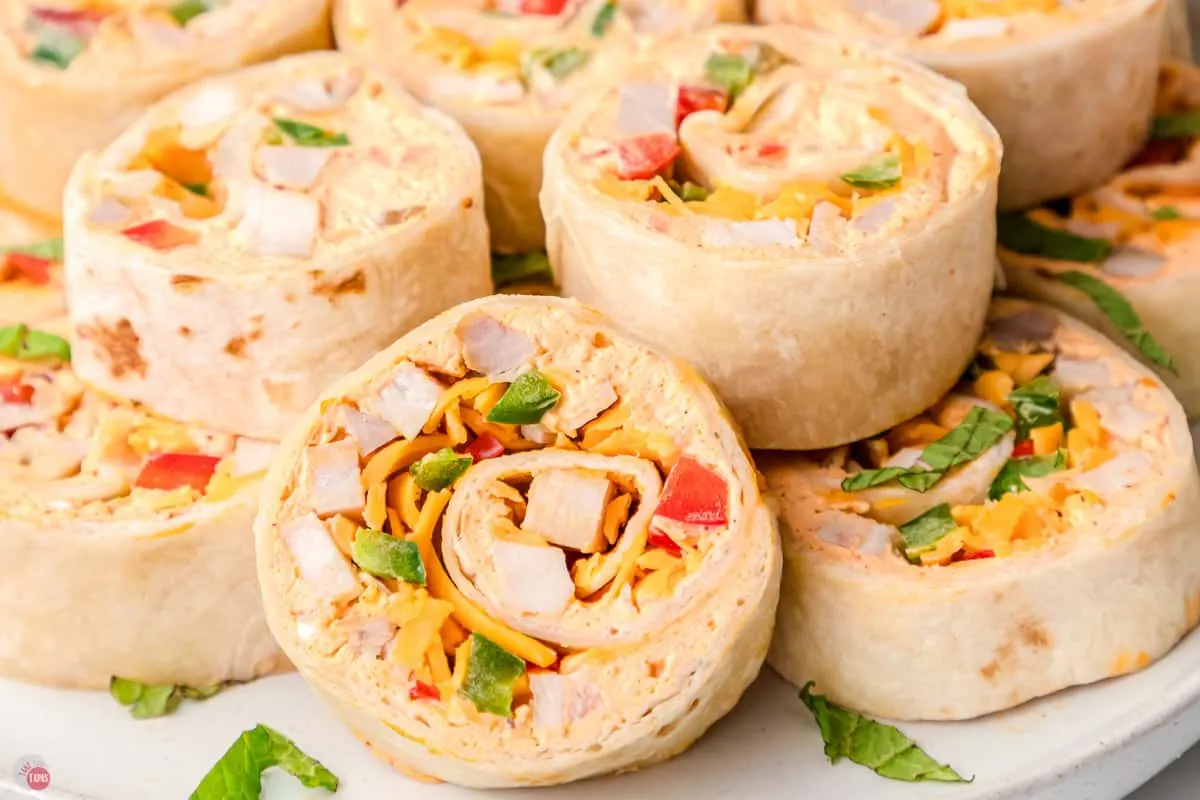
1054 270 1177 373
168 0 213 26
486 370 560 425
351 528 426 585
997 212 1111 262
1151 112 1200 140
1152 205 1183 220
459 634 526 717
841 407 1013 493
410 448 473 492
841 153 901 190
1007 375 1062 440
800 683 968 783
1 237 63 261
182 182 209 197
109 676 225 720
29 27 85 71
0 324 70 362
590 1 617 37
187 724 338 799
988 449 1068 501
703 53 754 100
897 504 957 563
273 118 350 148
491 251 554 288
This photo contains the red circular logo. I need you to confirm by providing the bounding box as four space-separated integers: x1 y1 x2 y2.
24 765 50 791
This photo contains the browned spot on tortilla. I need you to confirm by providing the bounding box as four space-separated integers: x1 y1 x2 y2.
284 292 297 303
248 328 263 343
312 269 366 297
979 642 1014 681
225 337 247 358
1018 620 1050 649
170 274 207 292
178 326 192 338
250 313 264 325
77 318 145 378
384 206 425 226
461 196 474 209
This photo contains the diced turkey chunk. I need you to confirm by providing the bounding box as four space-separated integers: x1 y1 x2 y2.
340 406 398 456
492 540 574 616
280 513 360 602
232 437 278 476
617 83 677 136
938 17 1011 40
307 439 365 517
522 469 614 553
530 671 604 731
369 363 443 440
458 314 535 381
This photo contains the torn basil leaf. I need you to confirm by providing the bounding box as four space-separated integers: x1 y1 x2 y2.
800 683 968 783
988 449 1068 501
188 724 338 799
1007 375 1063 440
842 407 1012 493
273 118 350 148
109 676 226 720
1054 271 1177 373
841 154 901 190
1151 205 1183 220
997 212 1111 263
1151 112 1200 140
29 26 85 71
897 504 957 563
491 251 553 288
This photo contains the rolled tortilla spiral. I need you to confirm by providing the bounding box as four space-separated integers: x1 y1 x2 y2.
63 51 491 440
255 295 780 787
541 23 1001 450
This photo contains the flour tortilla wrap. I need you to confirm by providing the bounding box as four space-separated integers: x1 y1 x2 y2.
0 318 285 689
1000 62 1200 416
541 24 1001 450
755 1 1164 211
0 210 63 324
763 298 1200 721
333 0 746 255
64 52 491 441
255 295 779 787
0 0 331 221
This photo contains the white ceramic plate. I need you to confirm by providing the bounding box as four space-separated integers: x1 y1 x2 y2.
4 430 1200 800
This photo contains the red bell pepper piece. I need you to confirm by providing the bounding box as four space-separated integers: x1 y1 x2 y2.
676 86 727 127
615 134 680 181
121 220 198 252
408 680 441 701
460 432 505 463
30 7 108 25
960 549 996 561
5 252 53 284
1011 440 1035 458
134 453 221 492
647 528 683 557
655 456 729 526
0 377 34 405
755 141 788 160
520 0 569 14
